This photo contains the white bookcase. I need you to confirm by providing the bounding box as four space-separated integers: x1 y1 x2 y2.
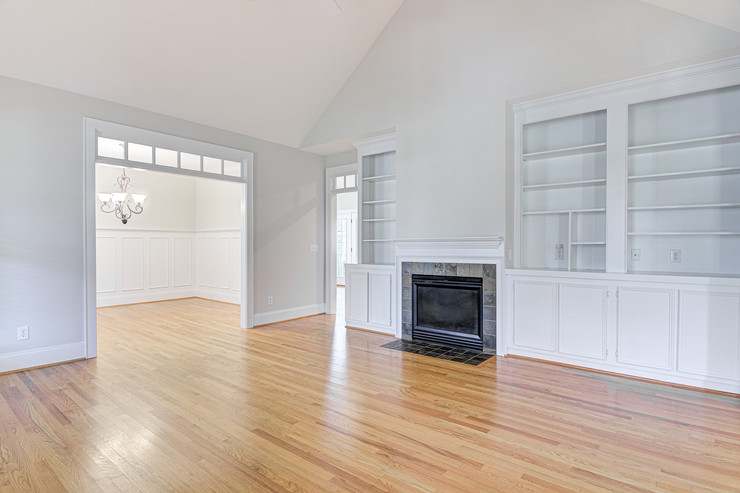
509 56 740 394
520 110 607 272
626 85 740 277
361 151 396 265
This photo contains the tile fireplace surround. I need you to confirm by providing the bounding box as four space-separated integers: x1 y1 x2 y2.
401 262 497 353
394 237 504 355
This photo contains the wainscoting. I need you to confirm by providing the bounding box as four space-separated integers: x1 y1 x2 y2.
96 229 241 307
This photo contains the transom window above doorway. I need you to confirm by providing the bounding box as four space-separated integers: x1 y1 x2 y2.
97 136 243 179
335 173 357 191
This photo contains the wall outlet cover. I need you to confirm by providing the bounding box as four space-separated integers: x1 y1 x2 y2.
670 249 681 263
17 325 29 341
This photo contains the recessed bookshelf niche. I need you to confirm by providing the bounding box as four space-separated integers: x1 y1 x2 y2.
520 110 607 272
627 85 740 276
361 150 396 265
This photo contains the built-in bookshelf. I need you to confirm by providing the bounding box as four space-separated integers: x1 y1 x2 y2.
520 110 607 272
360 150 396 265
627 85 740 276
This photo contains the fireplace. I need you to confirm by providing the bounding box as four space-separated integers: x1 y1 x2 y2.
412 274 483 350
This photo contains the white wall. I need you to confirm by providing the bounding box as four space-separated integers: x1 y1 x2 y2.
302 0 740 241
195 179 241 232
96 165 196 231
0 75 324 371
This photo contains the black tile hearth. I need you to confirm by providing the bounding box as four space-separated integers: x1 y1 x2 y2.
381 340 493 366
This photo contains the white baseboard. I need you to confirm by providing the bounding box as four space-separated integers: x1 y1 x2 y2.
97 287 197 307
195 287 241 305
253 303 325 326
0 342 86 373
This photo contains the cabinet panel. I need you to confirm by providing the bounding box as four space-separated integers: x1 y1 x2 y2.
617 288 673 370
368 272 392 327
678 291 740 379
347 271 368 324
513 281 557 351
559 284 607 359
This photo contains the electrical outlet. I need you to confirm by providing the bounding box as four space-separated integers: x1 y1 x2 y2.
267 296 273 306
310 244 318 253
17 325 29 341
670 249 681 263
631 249 641 261
555 244 564 261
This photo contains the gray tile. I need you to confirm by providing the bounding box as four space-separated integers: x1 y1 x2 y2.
434 263 445 275
402 274 411 287
402 310 411 324
456 264 470 277
402 299 410 312
483 291 496 306
483 320 496 336
402 286 411 300
483 264 496 279
422 263 435 275
412 262 423 274
402 333 412 341
469 264 483 278
402 323 412 336
402 262 412 274
445 263 457 276
483 307 496 321
483 278 495 293
483 334 496 350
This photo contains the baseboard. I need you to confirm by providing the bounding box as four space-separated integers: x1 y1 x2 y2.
97 288 197 307
194 287 241 305
0 342 86 374
253 303 325 326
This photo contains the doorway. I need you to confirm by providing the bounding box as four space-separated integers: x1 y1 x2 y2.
83 118 254 359
324 163 358 316
336 191 358 286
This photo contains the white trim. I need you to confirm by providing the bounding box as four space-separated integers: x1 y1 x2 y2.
253 303 326 327
0 343 86 374
394 237 505 352
352 133 397 156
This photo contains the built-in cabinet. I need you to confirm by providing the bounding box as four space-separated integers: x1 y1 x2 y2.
509 56 740 393
344 264 394 335
508 271 740 393
344 133 397 332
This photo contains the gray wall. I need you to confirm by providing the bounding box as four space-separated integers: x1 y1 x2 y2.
303 0 740 243
0 75 324 365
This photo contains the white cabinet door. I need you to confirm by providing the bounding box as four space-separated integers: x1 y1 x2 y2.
678 291 740 380
617 287 674 370
559 283 607 360
513 280 557 351
368 272 392 328
346 270 368 325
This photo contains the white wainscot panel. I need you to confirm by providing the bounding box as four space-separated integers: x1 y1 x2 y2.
559 283 607 359
196 238 208 287
347 271 369 324
678 291 740 380
513 281 557 351
369 272 392 327
206 238 218 287
617 287 673 370
96 237 116 293
122 237 144 291
217 238 230 289
174 238 192 287
148 237 169 289
230 237 240 291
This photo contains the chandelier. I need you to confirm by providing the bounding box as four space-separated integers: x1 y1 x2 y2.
97 169 147 224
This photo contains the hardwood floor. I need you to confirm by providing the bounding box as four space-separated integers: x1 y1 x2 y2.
1 298 739 492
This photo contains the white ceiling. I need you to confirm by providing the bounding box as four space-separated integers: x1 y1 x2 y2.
0 0 403 149
0 0 737 152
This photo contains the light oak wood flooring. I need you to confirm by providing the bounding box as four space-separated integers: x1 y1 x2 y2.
0 298 738 492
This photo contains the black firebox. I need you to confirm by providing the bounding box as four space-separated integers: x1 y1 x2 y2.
411 274 483 351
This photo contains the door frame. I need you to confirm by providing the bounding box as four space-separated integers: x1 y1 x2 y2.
82 118 254 358
324 163 358 315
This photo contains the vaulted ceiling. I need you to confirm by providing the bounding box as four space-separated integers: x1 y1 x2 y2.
0 0 737 151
